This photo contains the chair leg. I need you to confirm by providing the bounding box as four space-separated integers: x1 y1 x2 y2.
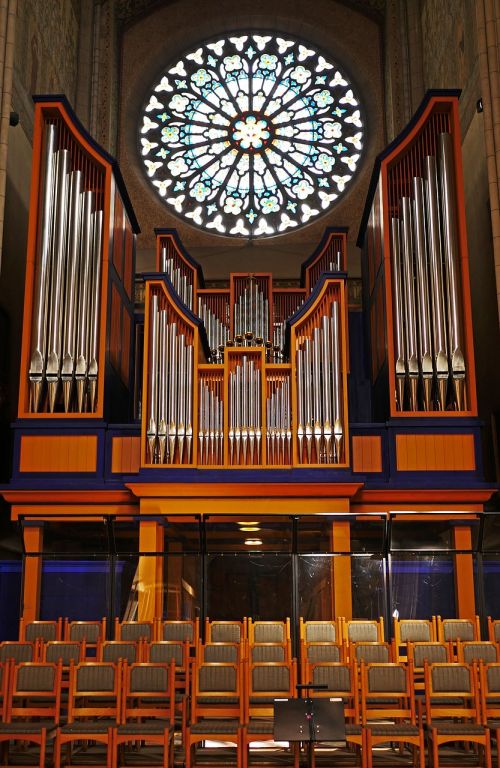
365 730 372 768
39 729 46 768
432 732 439 768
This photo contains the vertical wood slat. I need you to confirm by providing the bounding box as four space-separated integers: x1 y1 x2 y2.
112 436 141 473
19 435 98 472
395 434 475 471
352 436 382 472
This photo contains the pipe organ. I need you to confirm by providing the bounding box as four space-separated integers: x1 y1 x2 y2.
5 90 493 632
141 247 348 468
358 92 476 417
19 97 139 421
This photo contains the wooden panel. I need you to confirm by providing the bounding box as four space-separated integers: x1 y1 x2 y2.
110 283 122 373
112 436 141 474
113 194 124 278
124 223 134 299
352 436 382 473
120 308 131 385
396 434 475 471
20 435 98 473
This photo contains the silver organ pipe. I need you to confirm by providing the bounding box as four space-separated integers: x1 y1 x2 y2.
146 303 194 464
390 133 466 411
229 355 262 465
266 376 291 464
295 303 343 464
198 298 229 360
233 280 269 342
160 247 194 309
28 126 104 414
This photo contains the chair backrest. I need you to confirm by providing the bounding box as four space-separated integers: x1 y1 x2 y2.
248 619 290 645
99 641 138 664
424 662 479 723
437 617 479 642
479 662 500 721
122 661 175 725
8 662 62 724
65 619 105 645
44 641 84 666
201 642 240 663
251 644 286 662
305 643 341 664
205 620 245 644
162 619 197 644
309 662 358 721
487 618 500 643
0 642 35 663
116 620 153 642
354 642 391 663
408 642 450 669
246 661 296 720
459 642 499 664
361 662 414 723
148 641 187 668
68 662 120 723
344 619 383 643
22 619 61 643
300 619 337 643
192 662 242 723
395 619 433 643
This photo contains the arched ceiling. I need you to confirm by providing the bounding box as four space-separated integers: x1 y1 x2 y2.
116 0 386 27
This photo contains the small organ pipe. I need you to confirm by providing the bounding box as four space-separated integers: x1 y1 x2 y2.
400 197 419 411
75 191 94 413
146 293 159 463
412 177 433 410
61 169 83 412
390 217 407 410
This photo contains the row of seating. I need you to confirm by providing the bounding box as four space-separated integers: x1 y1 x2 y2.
1 655 500 768
18 614 500 647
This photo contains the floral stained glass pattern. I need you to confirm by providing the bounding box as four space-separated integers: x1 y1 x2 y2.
139 34 364 238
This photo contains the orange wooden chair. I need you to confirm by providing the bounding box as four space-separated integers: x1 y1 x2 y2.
487 617 500 644
393 618 435 662
0 661 63 768
205 618 247 644
158 618 199 646
114 661 175 768
0 640 37 663
186 661 244 768
97 640 141 664
64 618 106 656
361 661 424 768
424 661 491 768
55 661 121 768
19 617 62 644
114 618 154 643
479 661 500 768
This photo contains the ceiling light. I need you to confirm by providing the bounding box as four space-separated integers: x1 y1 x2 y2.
237 521 259 525
245 538 263 546
240 526 261 532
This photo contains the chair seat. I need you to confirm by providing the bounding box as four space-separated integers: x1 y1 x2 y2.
190 719 240 734
0 721 57 734
367 723 420 736
60 719 118 734
429 722 486 735
247 719 275 734
197 696 239 704
118 720 173 735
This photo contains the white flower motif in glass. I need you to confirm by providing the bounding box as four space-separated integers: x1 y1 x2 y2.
139 33 364 237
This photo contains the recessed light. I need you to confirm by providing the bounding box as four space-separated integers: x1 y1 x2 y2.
237 521 259 525
245 538 263 546
240 526 261 532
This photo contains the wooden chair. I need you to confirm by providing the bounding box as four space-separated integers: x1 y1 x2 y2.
198 641 241 663
64 618 106 655
97 640 140 664
205 618 246 644
146 641 190 738
114 618 154 642
43 640 86 667
249 642 290 663
304 661 364 767
241 660 298 768
158 618 199 646
247 618 290 645
361 661 424 768
0 640 37 663
19 618 62 644
487 617 500 644
114 661 175 768
301 642 344 679
436 616 481 656
424 661 491 768
0 661 63 768
55 661 121 768
407 641 452 691
342 618 384 645
352 642 393 664
299 618 340 668
478 662 500 768
186 661 243 768
458 641 499 664
393 618 435 661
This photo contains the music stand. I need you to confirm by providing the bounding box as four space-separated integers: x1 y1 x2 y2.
274 684 345 768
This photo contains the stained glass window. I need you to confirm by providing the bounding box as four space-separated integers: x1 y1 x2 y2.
139 34 364 238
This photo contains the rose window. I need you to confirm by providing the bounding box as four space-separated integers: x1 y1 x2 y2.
139 33 364 238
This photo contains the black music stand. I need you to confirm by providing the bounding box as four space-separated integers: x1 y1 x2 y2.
274 684 345 768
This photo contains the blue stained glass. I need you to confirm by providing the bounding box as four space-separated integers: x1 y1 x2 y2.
140 33 364 237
